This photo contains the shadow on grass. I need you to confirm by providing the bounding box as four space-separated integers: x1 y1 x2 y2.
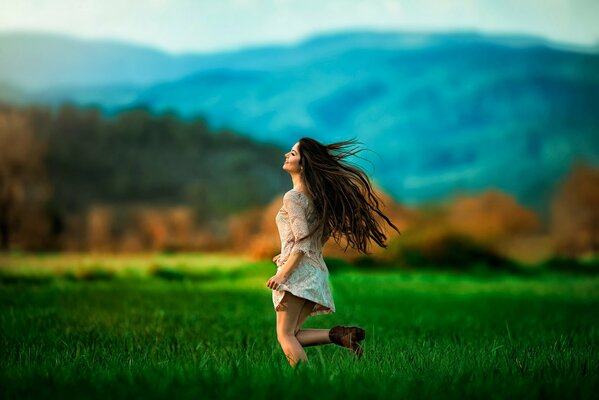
0 274 56 285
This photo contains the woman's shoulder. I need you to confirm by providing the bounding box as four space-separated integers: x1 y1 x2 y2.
283 189 312 205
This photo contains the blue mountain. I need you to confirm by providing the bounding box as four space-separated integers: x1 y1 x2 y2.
1 30 598 220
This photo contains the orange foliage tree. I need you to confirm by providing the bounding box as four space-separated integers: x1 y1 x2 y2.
551 162 599 257
84 205 203 252
0 109 51 250
447 189 541 245
228 196 282 260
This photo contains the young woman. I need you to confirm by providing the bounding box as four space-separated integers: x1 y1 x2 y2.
266 137 401 367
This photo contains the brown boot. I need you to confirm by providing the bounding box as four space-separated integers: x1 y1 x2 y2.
328 325 366 359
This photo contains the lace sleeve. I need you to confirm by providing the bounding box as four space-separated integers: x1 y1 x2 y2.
283 191 311 256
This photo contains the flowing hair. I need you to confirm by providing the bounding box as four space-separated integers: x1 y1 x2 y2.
298 137 401 254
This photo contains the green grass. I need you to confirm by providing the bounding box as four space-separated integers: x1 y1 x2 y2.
1 254 598 399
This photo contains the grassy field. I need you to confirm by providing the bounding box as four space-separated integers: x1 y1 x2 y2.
1 253 598 399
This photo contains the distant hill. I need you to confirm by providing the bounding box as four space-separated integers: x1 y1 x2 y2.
1 30 599 220
0 32 221 90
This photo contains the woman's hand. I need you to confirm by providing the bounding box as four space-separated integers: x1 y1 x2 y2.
266 272 287 291
272 254 281 264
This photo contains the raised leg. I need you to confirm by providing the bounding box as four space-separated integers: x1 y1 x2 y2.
296 329 332 347
293 300 333 347
276 291 310 367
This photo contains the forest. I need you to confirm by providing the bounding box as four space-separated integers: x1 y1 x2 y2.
0 103 288 251
1 103 598 272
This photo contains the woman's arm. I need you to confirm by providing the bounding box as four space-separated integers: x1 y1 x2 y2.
277 251 304 278
266 245 305 290
281 192 311 276
266 192 310 290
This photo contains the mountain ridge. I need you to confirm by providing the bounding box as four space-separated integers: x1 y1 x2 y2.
1 29 598 220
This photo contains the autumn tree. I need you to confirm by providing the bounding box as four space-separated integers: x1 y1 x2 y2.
0 109 50 250
551 162 599 257
447 189 541 244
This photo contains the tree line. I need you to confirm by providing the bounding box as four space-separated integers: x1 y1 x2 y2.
1 102 597 266
0 103 288 251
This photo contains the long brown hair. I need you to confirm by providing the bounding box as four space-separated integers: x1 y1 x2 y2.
298 137 401 254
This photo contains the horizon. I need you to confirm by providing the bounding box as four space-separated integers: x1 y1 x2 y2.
1 0 598 54
2 27 598 56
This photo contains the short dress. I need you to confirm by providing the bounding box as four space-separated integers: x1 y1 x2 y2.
272 189 336 316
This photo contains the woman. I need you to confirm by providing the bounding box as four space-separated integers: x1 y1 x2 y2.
266 137 401 367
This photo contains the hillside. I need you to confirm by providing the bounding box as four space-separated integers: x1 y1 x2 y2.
1 30 598 218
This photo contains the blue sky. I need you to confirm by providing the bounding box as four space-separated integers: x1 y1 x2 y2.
1 0 598 53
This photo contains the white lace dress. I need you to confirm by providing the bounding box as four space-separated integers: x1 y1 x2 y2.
272 189 336 316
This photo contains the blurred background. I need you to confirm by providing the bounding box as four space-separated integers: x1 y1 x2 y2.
1 0 598 272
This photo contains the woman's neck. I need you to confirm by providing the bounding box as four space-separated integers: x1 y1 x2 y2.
291 173 304 192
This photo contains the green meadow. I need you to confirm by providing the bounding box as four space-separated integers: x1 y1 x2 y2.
1 253 598 399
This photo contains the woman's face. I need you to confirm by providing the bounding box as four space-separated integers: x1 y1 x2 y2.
283 142 301 174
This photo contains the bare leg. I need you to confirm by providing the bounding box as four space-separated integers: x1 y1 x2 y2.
296 329 332 347
276 291 310 367
294 299 333 347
